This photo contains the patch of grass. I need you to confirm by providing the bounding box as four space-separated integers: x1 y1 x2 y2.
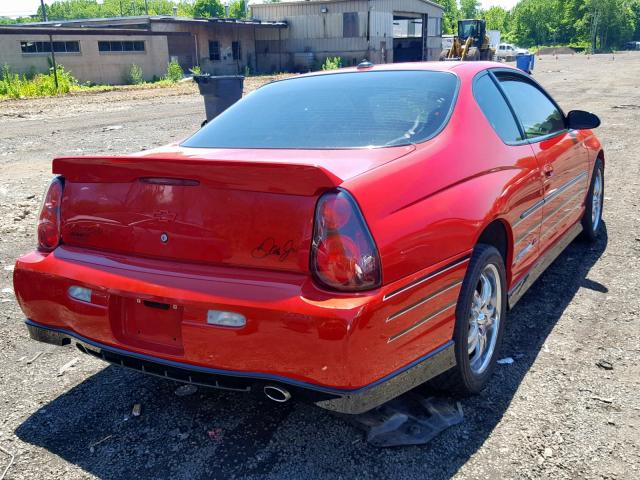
0 63 76 98
321 56 343 71
164 60 184 83
124 64 144 85
0 63 198 101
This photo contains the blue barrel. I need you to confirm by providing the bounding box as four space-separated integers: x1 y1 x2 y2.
516 54 534 74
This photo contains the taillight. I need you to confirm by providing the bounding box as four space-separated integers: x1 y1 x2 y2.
311 189 381 291
37 176 64 252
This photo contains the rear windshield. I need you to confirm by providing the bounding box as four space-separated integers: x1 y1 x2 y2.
182 71 458 149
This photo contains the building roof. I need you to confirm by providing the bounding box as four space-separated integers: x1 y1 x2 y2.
19 15 286 29
252 0 444 10
0 26 190 36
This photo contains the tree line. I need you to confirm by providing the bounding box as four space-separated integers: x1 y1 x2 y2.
2 0 638 51
444 0 639 50
0 0 246 23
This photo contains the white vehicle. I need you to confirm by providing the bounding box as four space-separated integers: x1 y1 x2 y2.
496 43 529 60
496 43 516 59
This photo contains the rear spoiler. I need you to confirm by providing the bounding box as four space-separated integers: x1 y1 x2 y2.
52 156 343 196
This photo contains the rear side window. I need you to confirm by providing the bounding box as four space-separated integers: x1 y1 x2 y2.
182 71 458 149
474 74 523 143
497 75 565 140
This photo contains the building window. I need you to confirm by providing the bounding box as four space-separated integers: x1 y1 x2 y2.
21 40 80 54
343 12 359 38
98 40 145 53
232 41 242 60
209 41 220 61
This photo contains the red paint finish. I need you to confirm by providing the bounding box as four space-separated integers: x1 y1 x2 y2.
13 62 603 391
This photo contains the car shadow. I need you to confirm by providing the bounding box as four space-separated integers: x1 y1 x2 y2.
15 226 608 480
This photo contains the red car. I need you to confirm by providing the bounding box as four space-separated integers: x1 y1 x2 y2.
14 62 603 414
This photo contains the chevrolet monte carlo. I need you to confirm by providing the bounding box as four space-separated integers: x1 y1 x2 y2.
13 62 604 414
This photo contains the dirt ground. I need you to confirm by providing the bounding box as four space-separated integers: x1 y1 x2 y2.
0 55 639 480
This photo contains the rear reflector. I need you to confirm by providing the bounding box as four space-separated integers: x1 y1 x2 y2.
207 310 246 328
68 285 92 303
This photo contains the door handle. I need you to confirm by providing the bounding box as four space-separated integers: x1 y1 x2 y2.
543 164 554 177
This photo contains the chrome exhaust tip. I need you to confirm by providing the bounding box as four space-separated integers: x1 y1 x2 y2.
263 385 291 403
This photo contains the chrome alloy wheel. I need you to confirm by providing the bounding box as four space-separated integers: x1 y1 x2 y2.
591 168 603 231
467 264 502 374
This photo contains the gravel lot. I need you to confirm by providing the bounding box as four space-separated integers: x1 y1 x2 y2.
1 55 639 479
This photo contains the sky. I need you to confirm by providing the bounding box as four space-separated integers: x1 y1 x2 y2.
0 0 522 19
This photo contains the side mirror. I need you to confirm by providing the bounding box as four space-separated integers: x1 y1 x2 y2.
566 110 601 130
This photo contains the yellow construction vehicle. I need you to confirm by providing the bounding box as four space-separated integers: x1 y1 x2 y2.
440 19 494 61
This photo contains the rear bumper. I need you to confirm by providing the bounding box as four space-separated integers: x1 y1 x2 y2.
14 246 466 412
25 319 455 414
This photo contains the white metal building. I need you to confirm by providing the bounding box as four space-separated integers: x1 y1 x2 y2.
252 0 444 72
0 3 444 85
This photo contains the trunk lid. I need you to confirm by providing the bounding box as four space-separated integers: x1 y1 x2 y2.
54 144 413 272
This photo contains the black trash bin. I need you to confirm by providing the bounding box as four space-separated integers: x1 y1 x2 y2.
193 75 244 124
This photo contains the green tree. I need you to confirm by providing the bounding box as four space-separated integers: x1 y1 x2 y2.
175 1 196 16
586 0 636 49
482 6 510 32
229 0 246 18
40 0 100 20
193 0 224 18
0 16 38 24
556 0 585 44
38 0 187 20
505 0 635 49
460 0 480 19
509 0 561 46
440 0 459 34
632 0 640 40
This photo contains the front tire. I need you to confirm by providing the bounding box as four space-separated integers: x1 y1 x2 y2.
438 244 507 395
581 158 604 242
464 47 479 61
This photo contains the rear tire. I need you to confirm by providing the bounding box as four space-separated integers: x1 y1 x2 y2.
479 49 492 61
434 244 507 395
581 158 604 242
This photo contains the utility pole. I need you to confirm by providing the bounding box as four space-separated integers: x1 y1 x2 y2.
40 1 58 92
40 0 48 22
48 34 59 92
144 0 149 15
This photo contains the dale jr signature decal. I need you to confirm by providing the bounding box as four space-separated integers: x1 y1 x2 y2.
251 238 297 262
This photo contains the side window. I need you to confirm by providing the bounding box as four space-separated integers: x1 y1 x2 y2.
474 74 523 143
209 41 220 61
232 41 241 61
497 75 565 140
